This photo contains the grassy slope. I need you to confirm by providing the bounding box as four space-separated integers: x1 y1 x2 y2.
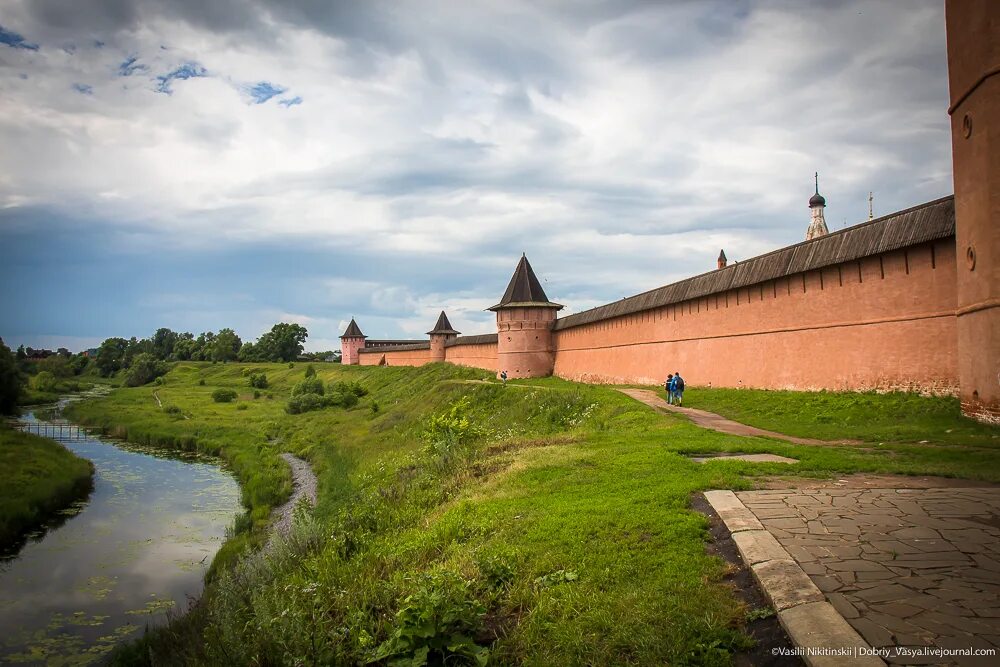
0 426 94 545
67 363 1000 665
678 387 1000 446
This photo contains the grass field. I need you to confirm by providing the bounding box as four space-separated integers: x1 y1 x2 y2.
64 362 1000 665
0 426 94 546
679 387 999 447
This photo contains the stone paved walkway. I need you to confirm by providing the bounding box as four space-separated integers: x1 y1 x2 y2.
617 388 860 446
737 488 1000 665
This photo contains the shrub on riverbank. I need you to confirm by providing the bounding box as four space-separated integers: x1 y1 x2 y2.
0 426 94 546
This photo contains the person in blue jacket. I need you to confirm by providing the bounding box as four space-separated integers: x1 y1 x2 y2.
672 372 685 407
664 374 674 404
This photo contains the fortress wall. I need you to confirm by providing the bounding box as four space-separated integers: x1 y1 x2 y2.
445 342 499 371
551 240 959 393
358 348 433 367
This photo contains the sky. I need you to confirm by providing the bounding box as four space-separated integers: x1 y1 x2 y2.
0 0 954 353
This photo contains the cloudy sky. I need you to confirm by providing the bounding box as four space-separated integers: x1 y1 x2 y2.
0 0 953 352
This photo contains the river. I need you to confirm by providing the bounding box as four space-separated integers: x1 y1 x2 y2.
0 398 242 664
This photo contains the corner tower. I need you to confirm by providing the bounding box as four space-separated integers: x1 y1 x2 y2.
946 0 1000 422
489 254 563 379
339 318 366 366
427 311 460 362
806 172 829 240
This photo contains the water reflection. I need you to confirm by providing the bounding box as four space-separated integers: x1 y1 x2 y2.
0 408 242 664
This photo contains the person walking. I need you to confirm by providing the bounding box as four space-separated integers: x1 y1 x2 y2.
665 374 674 404
673 371 685 407
500 370 508 385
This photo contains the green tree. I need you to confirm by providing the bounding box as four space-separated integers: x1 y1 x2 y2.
69 354 90 375
32 371 58 393
173 335 198 361
96 338 128 377
0 338 21 414
256 323 308 362
15 345 26 361
38 355 73 378
123 353 168 387
152 328 179 360
211 328 242 362
237 342 258 362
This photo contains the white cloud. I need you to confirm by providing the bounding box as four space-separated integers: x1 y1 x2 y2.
0 0 954 345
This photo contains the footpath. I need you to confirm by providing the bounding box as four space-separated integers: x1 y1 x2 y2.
619 387 1000 666
617 388 859 445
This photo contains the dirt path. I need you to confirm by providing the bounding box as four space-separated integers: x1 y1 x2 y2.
271 453 318 539
617 388 861 446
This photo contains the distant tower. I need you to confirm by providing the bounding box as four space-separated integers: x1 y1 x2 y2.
717 249 727 269
806 172 829 240
489 254 563 379
339 318 366 365
868 191 874 221
427 311 460 363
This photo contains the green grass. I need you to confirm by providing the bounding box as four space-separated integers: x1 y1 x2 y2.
678 387 1000 446
63 362 1000 665
0 425 94 546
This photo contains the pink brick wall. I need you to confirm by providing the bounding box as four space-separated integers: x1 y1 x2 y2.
551 241 959 393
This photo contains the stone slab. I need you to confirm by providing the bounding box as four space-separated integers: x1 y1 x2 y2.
691 453 800 464
753 559 826 611
703 490 764 532
733 530 793 565
779 601 887 667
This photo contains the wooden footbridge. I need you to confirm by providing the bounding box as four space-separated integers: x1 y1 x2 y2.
8 420 89 441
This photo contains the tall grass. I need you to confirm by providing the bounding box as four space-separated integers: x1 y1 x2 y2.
0 426 94 546
70 362 1000 665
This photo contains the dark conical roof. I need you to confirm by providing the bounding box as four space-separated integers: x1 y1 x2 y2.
340 318 366 338
427 311 460 335
718 249 727 262
488 254 563 311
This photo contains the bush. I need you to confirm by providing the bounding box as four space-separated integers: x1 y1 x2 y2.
291 376 324 397
304 364 316 378
31 371 58 393
253 390 261 399
286 393 327 414
163 405 182 415
198 378 206 386
374 571 489 667
212 388 238 403
329 380 368 398
236 403 248 411
327 390 359 408
248 372 268 389
123 353 168 387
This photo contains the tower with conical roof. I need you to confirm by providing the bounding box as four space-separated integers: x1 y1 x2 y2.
489 254 563 379
717 249 727 269
806 172 829 240
339 318 366 365
427 311 460 362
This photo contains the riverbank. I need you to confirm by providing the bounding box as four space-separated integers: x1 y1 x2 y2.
64 361 1000 665
0 424 94 548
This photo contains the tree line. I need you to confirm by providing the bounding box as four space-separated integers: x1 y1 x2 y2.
0 322 340 413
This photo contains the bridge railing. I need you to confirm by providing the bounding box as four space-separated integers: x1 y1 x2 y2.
7 421 89 441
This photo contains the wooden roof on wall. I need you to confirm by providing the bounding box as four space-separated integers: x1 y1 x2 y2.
554 195 955 332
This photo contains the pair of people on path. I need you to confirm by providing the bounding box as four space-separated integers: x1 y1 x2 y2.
665 372 685 406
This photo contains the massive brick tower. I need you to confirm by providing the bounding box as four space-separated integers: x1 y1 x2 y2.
489 254 563 379
339 318 366 366
946 1 1000 422
805 172 829 240
427 311 460 362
